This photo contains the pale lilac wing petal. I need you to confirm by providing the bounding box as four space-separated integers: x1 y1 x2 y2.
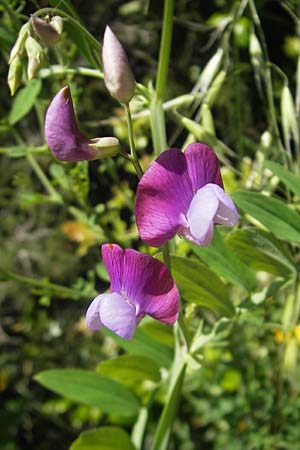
209 184 238 226
99 292 137 340
135 148 193 247
122 249 179 324
183 183 238 246
45 85 98 162
185 184 220 246
184 142 224 192
101 244 124 293
86 294 105 330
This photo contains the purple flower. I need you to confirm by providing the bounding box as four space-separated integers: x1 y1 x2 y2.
135 142 238 247
86 244 179 340
45 85 119 162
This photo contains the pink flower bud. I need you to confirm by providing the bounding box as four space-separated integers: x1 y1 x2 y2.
102 25 135 103
31 16 62 46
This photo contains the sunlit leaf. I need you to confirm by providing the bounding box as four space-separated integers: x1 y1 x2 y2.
103 328 173 368
226 228 296 278
97 355 160 388
35 369 140 417
192 228 257 291
171 255 235 317
70 426 136 450
8 79 42 125
232 191 300 243
264 161 300 197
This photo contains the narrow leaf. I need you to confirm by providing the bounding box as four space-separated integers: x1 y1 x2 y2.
192 228 257 291
264 161 300 197
226 228 296 278
70 426 136 450
35 369 140 417
97 355 160 388
9 79 41 125
232 191 300 243
171 255 235 317
103 327 173 368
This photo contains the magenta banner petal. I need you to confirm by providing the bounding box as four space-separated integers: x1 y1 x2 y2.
102 244 124 293
99 292 137 340
86 294 105 330
184 143 223 192
45 85 100 162
135 148 193 247
122 249 179 324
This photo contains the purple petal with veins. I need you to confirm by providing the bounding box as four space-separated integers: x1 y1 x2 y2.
45 85 102 162
135 142 238 247
85 244 179 340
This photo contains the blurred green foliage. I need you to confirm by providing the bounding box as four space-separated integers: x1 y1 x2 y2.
1 0 300 449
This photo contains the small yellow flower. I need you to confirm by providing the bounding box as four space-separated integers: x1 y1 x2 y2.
61 221 101 256
294 324 300 345
274 329 284 344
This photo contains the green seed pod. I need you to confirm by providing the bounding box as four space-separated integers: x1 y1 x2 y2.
196 48 223 93
281 84 299 150
7 56 23 95
25 36 45 80
283 336 298 374
249 31 263 69
9 22 30 63
201 104 215 135
203 70 226 108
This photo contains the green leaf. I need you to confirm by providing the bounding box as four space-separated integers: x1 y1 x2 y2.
35 369 140 417
171 255 235 317
9 79 42 125
97 355 160 389
103 328 173 368
192 228 256 291
226 228 296 278
70 426 136 450
232 191 300 243
141 319 174 348
264 160 300 197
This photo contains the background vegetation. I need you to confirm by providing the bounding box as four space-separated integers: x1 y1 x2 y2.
1 0 300 449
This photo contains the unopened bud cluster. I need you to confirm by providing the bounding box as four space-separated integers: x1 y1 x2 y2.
7 14 63 95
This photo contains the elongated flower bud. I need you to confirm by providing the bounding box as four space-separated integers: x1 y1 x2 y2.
25 36 44 79
102 25 135 103
9 22 30 63
31 16 62 45
45 85 120 162
7 56 23 95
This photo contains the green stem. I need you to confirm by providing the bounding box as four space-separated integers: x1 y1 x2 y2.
26 152 63 204
155 0 174 100
0 145 47 155
11 128 63 203
0 269 96 299
150 0 174 155
124 103 143 179
39 65 103 79
150 101 168 155
151 345 186 450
